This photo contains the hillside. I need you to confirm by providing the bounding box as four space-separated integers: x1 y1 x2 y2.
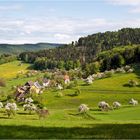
0 61 140 138
0 61 30 79
19 28 140 66
0 43 63 54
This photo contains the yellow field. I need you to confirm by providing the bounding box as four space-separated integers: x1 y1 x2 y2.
0 61 30 79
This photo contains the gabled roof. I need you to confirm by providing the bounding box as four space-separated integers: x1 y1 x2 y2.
25 81 34 87
34 81 42 89
43 78 49 83
64 75 70 80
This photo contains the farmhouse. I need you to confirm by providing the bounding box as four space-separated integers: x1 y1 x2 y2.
42 78 50 87
16 80 43 101
64 74 70 84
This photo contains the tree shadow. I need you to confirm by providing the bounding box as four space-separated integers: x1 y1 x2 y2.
81 83 89 86
123 83 131 87
66 93 78 97
17 112 30 115
0 124 139 139
0 116 10 119
123 83 140 88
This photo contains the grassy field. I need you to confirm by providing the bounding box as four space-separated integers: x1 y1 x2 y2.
0 61 140 139
0 61 30 79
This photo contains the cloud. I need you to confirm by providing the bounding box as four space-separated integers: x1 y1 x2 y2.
106 0 140 14
130 7 140 13
0 4 22 11
0 17 140 44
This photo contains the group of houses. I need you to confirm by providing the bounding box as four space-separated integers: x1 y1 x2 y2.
15 74 70 101
15 79 50 101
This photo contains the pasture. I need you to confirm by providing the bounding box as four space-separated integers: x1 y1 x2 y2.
0 61 30 79
0 61 140 139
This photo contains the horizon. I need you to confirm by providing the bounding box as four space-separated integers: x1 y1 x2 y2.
0 27 138 45
0 0 140 44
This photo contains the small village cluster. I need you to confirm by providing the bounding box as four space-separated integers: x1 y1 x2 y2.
78 98 139 113
85 65 134 84
0 64 137 119
15 74 70 102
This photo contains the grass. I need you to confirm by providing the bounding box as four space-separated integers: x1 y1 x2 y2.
0 61 140 138
0 106 139 138
0 61 30 79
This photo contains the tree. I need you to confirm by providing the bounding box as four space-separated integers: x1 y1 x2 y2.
111 54 125 68
89 62 100 74
57 61 64 69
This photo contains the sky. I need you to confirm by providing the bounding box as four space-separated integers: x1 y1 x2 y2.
0 0 140 44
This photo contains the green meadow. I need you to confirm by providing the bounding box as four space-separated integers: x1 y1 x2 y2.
0 61 140 139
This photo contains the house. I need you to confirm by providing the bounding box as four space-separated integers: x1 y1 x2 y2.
16 80 43 101
25 81 34 88
64 75 70 84
30 81 42 94
15 86 29 101
42 78 50 87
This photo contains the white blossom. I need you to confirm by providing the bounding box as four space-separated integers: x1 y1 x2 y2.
129 98 138 106
127 69 134 73
5 102 18 111
23 103 37 112
78 104 89 113
25 97 34 103
57 84 63 90
98 101 110 111
113 101 121 108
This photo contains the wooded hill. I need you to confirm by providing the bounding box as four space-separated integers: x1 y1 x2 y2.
0 43 63 54
19 28 140 73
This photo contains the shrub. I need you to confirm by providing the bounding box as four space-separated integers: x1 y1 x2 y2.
55 92 63 97
127 68 134 73
5 101 18 118
67 80 78 89
44 73 52 79
0 78 6 87
116 68 126 73
128 80 139 87
104 71 113 77
74 88 81 96
73 79 78 87
124 65 131 71
78 104 89 113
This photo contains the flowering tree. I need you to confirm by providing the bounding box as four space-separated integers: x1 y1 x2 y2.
23 97 36 114
5 100 18 118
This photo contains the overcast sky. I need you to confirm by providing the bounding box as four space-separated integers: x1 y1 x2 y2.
0 0 140 44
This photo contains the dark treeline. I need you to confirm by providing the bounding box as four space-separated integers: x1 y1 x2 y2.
0 54 16 65
19 28 140 73
98 45 140 71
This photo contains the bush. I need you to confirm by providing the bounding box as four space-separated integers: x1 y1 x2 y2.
44 73 52 79
73 79 78 86
75 88 81 95
67 80 78 89
116 68 126 73
0 78 6 87
105 71 113 78
124 65 131 71
128 80 139 87
55 92 63 97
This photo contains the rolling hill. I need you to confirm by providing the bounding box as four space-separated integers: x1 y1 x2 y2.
0 61 140 139
0 43 64 54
